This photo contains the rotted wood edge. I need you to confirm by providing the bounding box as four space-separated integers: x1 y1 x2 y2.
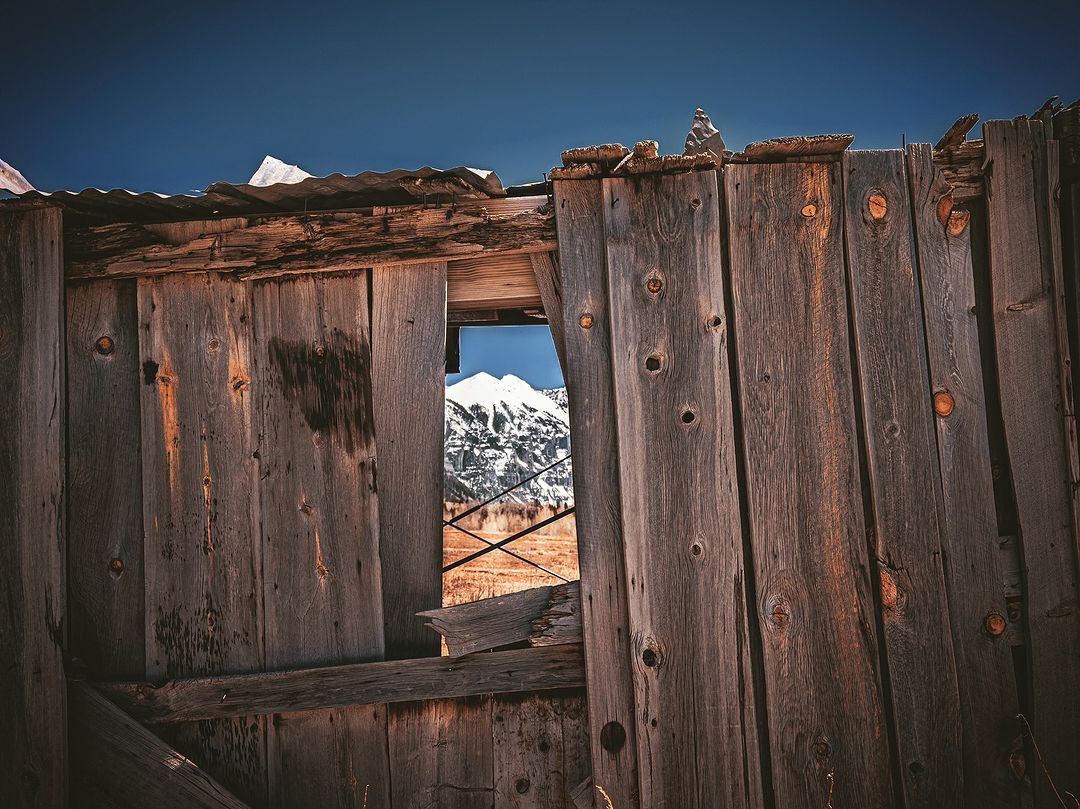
419 581 582 657
93 644 586 724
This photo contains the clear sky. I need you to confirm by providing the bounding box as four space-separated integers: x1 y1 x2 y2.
6 0 1078 389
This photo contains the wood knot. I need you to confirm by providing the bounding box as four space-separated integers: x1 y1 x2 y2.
600 720 626 753
644 354 663 374
984 612 1007 637
95 336 115 356
868 191 888 221
879 568 898 611
770 603 789 625
109 557 124 576
578 312 594 329
933 390 955 417
946 208 970 237
801 203 817 218
936 194 954 225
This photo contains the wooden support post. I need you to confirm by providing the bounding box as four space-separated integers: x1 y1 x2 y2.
604 170 761 808
725 162 894 807
554 178 641 809
906 143 1021 807
843 149 963 806
984 118 1080 799
0 204 67 809
530 251 568 377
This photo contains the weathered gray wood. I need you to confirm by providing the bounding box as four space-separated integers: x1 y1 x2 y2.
907 143 1022 807
604 170 760 808
984 118 1080 798
65 199 555 280
253 273 390 809
420 581 582 656
69 682 253 809
726 162 894 807
0 205 67 809
843 149 964 806
493 692 590 809
553 177 640 809
371 262 447 659
934 139 985 203
137 272 267 805
97 644 587 723
530 251 568 376
0 156 35 193
66 280 145 679
389 697 494 809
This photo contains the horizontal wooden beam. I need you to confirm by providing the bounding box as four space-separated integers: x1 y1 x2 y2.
447 252 543 311
94 644 585 724
419 581 582 656
69 682 253 809
65 195 555 282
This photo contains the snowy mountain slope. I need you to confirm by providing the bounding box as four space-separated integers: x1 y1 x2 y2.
444 372 573 505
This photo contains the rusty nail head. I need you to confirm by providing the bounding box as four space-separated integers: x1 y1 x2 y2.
934 390 955 417
109 557 124 574
801 203 817 218
579 312 594 329
646 277 663 294
95 336 115 356
985 612 1007 637
868 192 888 220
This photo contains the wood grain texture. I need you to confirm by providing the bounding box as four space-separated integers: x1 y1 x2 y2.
66 280 145 679
530 251 568 375
493 692 590 809
371 262 447 659
253 273 390 809
388 697 494 809
70 682 253 809
420 581 581 656
906 143 1021 807
447 253 543 312
604 170 759 809
553 178 640 808
137 272 267 805
842 149 963 806
984 118 1080 798
0 206 67 809
66 201 555 281
726 162 894 808
97 644 587 723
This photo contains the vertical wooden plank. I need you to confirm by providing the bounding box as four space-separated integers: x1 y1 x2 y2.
0 205 66 809
603 170 760 809
66 279 145 679
388 697 494 809
530 251 568 377
553 178 640 809
906 143 1022 807
138 272 267 806
985 118 1080 798
843 149 964 806
371 261 447 659
253 273 390 809
493 692 590 809
726 162 894 808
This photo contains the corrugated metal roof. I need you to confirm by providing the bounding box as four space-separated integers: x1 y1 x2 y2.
13 161 505 226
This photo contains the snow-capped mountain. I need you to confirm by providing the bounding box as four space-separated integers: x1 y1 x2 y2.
445 372 573 505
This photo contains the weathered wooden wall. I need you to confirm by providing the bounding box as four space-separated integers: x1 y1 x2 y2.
554 118 1080 807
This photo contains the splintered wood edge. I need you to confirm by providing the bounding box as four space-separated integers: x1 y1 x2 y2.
934 113 980 151
550 163 602 180
738 134 855 161
561 144 629 166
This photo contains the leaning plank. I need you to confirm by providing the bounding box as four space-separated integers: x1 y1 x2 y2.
530 251 568 375
372 263 447 659
843 150 964 805
726 162 894 808
907 143 1021 807
984 118 1080 799
96 644 587 723
253 273 390 809
65 197 556 280
0 206 66 809
69 682 252 809
420 581 582 656
604 170 760 808
137 273 267 805
553 177 641 809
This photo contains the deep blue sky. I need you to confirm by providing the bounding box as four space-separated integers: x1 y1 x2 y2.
7 0 1078 389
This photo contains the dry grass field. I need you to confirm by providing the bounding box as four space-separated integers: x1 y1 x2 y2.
442 502 578 606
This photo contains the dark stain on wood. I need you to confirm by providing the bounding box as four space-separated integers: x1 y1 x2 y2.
267 331 374 455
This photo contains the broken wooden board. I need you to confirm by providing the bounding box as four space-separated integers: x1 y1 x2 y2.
419 581 582 656
726 161 894 808
736 133 854 162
